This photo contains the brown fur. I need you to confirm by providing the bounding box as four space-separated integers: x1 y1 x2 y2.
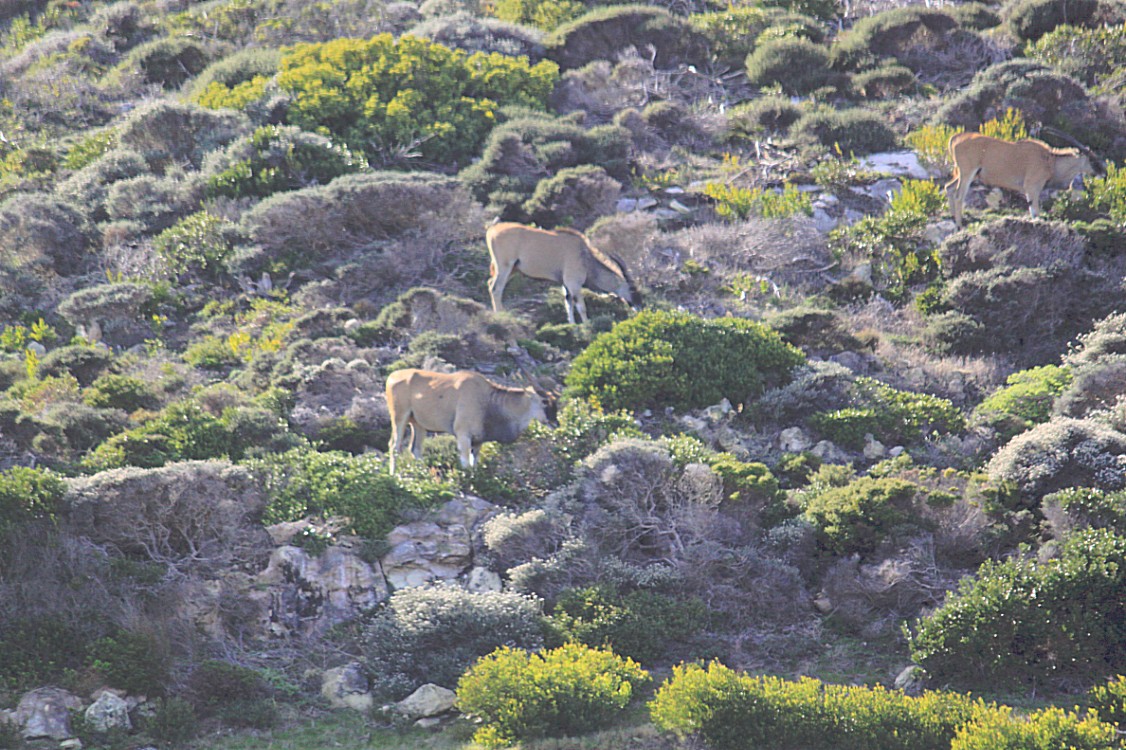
486 222 638 324
944 132 1096 226
385 368 550 474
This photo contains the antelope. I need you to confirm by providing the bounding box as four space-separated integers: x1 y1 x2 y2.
945 131 1100 226
385 368 556 474
486 222 640 324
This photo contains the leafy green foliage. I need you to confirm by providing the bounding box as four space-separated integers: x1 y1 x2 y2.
248 447 452 539
0 466 65 539
565 310 805 413
0 618 89 691
791 108 899 155
703 181 813 220
457 643 649 747
906 123 959 172
1043 487 1126 535
809 376 965 448
490 0 584 30
1087 674 1126 727
88 630 169 696
950 706 1119 750
974 365 1072 440
186 660 276 729
152 211 234 280
1029 23 1126 90
549 584 705 663
1004 0 1100 41
1055 161 1126 226
276 34 558 165
204 125 364 201
908 528 1126 689
801 476 922 556
650 661 989 750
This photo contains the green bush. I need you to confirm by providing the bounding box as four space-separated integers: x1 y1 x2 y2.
689 7 819 66
247 447 449 539
830 7 958 71
546 5 707 70
852 63 917 98
1029 23 1126 89
908 528 1126 689
1004 0 1101 41
119 36 210 88
186 660 275 728
187 47 282 101
522 163 621 228
973 365 1072 440
37 345 114 387
549 585 705 663
745 37 833 95
490 0 583 30
808 376 965 449
88 630 169 696
277 34 558 165
0 618 90 692
650 661 988 750
1087 674 1126 727
362 585 546 699
116 100 249 172
565 310 804 413
987 417 1126 501
801 476 922 556
83 374 157 412
0 466 65 538
950 705 1119 750
142 697 197 746
152 211 234 280
791 108 899 155
203 125 364 201
703 181 813 220
1043 487 1126 535
726 96 803 139
457 643 649 748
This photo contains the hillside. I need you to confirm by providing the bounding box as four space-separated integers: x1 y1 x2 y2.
1 0 1126 747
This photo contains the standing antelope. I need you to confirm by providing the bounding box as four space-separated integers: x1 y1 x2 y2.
486 222 640 324
385 368 556 474
945 132 1099 226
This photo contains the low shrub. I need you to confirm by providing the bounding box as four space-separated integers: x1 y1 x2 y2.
852 63 916 98
0 466 65 538
905 123 959 173
457 643 649 748
1087 674 1126 727
726 96 803 139
0 194 89 278
186 660 275 728
703 182 813 220
952 706 1119 750
142 697 197 746
488 0 582 31
362 585 546 699
791 108 899 155
650 661 988 750
1004 0 1100 42
908 528 1126 689
152 211 234 281
689 7 777 66
829 7 958 71
37 345 114 387
187 47 282 101
522 164 621 229
410 12 548 56
745 37 833 95
119 36 210 88
549 584 705 663
973 365 1071 440
116 100 250 171
808 376 965 449
801 476 923 556
1043 487 1126 536
565 309 805 413
1028 23 1126 89
546 5 707 71
88 629 169 696
83 373 157 412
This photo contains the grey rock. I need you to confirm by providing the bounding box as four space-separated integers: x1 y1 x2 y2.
393 684 457 720
15 687 83 740
321 663 373 712
85 691 131 733
779 427 813 453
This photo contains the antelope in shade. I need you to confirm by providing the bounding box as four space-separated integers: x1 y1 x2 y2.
945 131 1100 226
486 222 640 324
385 368 556 474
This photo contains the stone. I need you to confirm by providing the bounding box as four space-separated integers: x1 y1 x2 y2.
863 434 887 460
844 262 873 285
258 546 387 637
779 427 813 453
616 197 640 212
14 687 83 740
60 739 83 750
393 684 457 720
85 691 131 732
811 207 838 233
415 717 443 728
321 663 373 712
679 414 708 432
382 522 473 589
812 440 851 464
923 219 958 246
857 151 932 180
465 566 503 593
894 665 927 696
703 398 733 422
888 446 906 457
813 595 833 614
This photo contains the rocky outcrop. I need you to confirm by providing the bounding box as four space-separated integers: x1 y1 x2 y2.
321 663 373 711
389 683 457 720
85 691 132 732
381 496 496 590
12 687 83 740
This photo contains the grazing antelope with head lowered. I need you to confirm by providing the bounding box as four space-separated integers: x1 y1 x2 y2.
486 222 640 324
385 368 556 474
945 131 1101 226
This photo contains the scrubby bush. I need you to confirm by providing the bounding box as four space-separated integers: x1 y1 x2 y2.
116 100 250 171
488 0 581 31
565 309 804 413
973 365 1071 440
800 476 923 556
186 660 275 729
1042 486 1126 537
704 182 813 220
830 7 957 71
808 376 965 449
546 5 707 70
118 36 210 88
549 584 705 663
689 7 780 66
1029 23 1126 89
277 34 558 166
362 585 546 699
203 125 365 201
650 661 989 750
142 697 197 746
0 466 65 539
88 629 169 696
153 211 234 280
852 63 917 98
187 47 282 101
1004 0 1101 41
1087 674 1126 727
951 705 1119 750
745 38 833 95
909 528 1126 689
522 164 621 229
83 373 157 412
37 345 114 387
791 108 899 155
0 194 89 278
987 417 1126 501
458 643 649 747
459 115 632 219
726 96 803 139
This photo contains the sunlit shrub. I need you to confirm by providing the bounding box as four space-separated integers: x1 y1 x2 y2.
906 123 959 173
909 528 1126 689
809 375 965 449
1028 22 1126 89
152 211 234 280
546 5 706 70
973 365 1071 440
791 108 898 155
565 310 805 413
1087 674 1126 727
1004 0 1100 41
458 643 648 747
745 37 833 94
490 0 583 30
801 476 922 556
277 34 558 165
703 181 813 220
